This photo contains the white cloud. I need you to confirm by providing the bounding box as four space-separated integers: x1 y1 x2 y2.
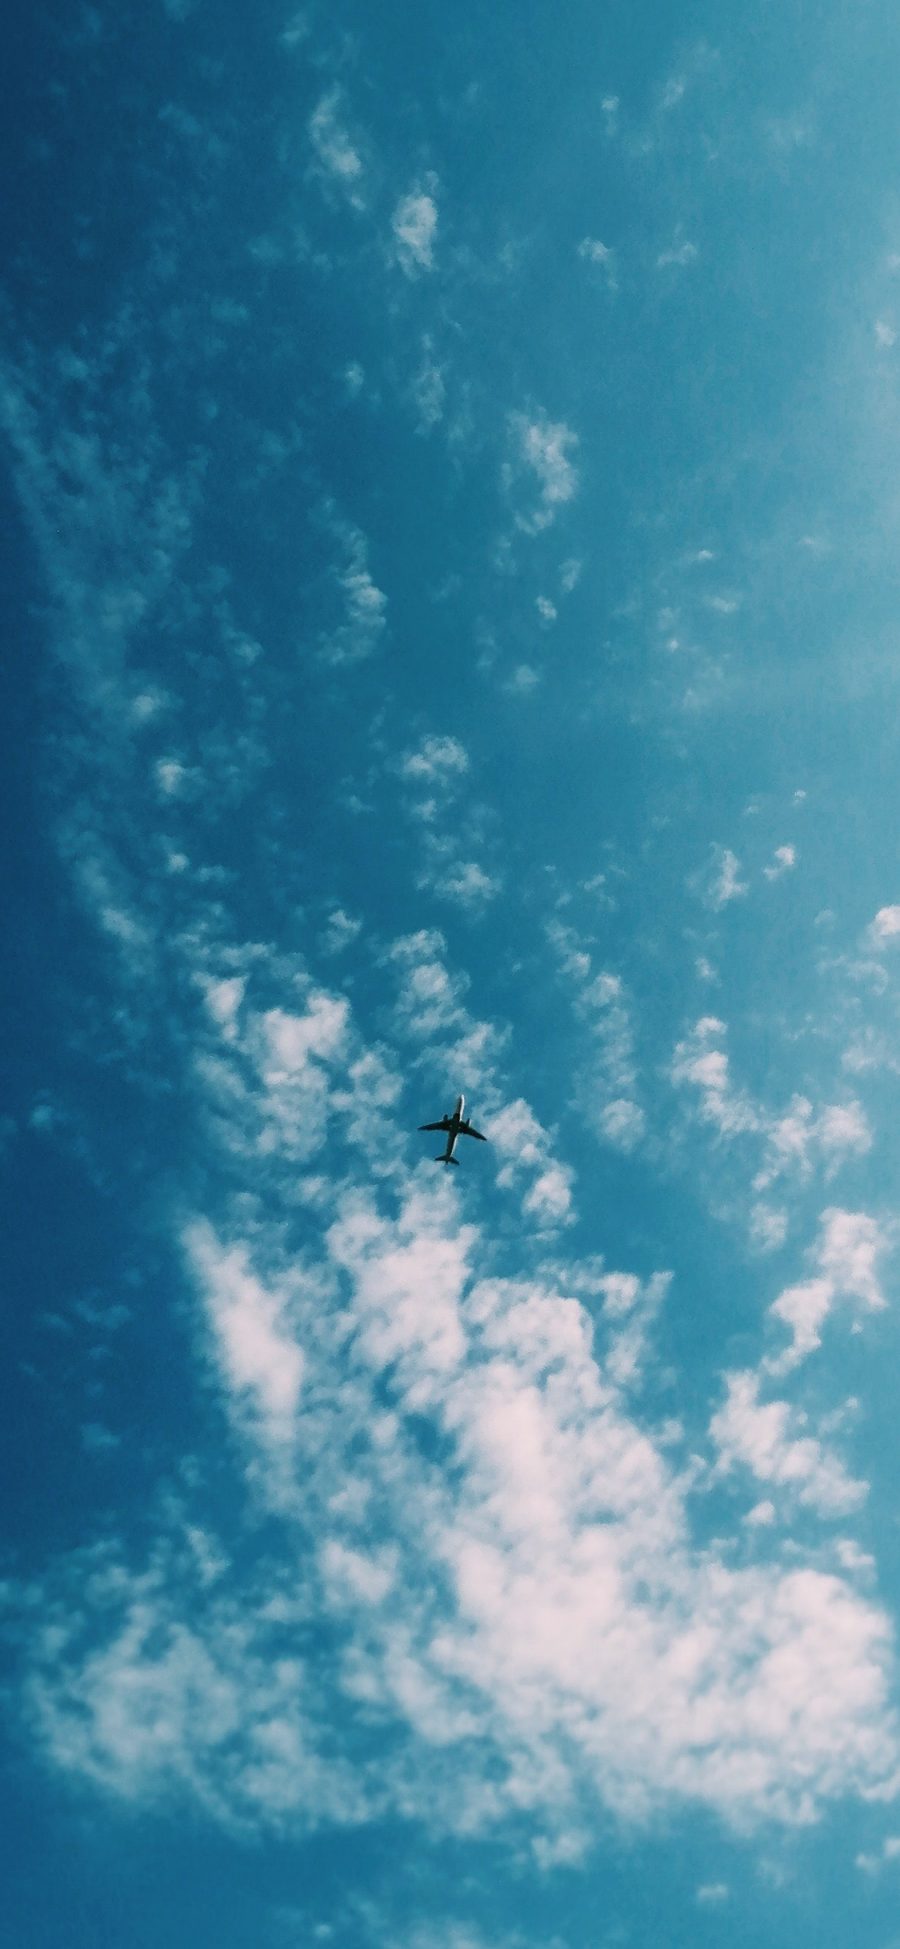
411 342 446 429
398 739 500 915
818 1101 872 1165
597 1270 671 1390
201 974 246 1039
21 1163 900 1845
507 411 579 532
320 1539 395 1609
671 1017 758 1138
505 663 540 694
6 307 896 1864
81 1421 120 1454
817 1206 887 1307
319 908 362 956
548 928 645 1152
577 238 617 287
522 1163 575 1227
184 1221 305 1436
657 239 698 269
188 973 359 1173
696 1883 729 1905
763 844 797 881
25 1539 368 1826
766 111 815 155
870 904 900 944
263 995 349 1073
490 1099 575 1227
435 860 501 912
768 1208 888 1371
745 1499 776 1528
707 846 747 908
280 11 310 49
392 185 439 275
711 1371 867 1517
754 1094 871 1192
402 736 468 784
856 1834 900 1873
309 90 364 203
598 1097 646 1151
578 236 612 266
749 1204 788 1253
322 522 386 664
768 1278 835 1371
327 1187 469 1395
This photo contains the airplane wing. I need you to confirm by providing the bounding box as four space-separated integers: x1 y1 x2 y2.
419 1118 451 1132
459 1122 488 1142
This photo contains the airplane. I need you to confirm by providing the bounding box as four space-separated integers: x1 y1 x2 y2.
418 1094 488 1167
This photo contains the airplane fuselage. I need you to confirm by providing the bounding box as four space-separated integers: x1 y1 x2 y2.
440 1095 466 1163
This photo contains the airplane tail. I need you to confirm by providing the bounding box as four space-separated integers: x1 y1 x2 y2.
436 1154 459 1166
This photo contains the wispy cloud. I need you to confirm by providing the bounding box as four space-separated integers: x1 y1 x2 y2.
671 1017 758 1138
392 182 439 275
767 1208 889 1372
489 1098 574 1225
753 1095 871 1192
671 1015 874 1258
657 238 699 270
321 520 387 664
308 89 365 206
706 846 747 909
398 736 501 914
763 844 797 881
548 923 645 1152
401 736 468 785
411 338 446 429
577 237 617 289
505 411 579 533
711 1370 867 1517
319 908 362 956
856 1834 900 1874
869 903 900 945
185 1221 306 1441
696 1882 730 1906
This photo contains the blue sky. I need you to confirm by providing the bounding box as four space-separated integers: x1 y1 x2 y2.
5 2 900 1944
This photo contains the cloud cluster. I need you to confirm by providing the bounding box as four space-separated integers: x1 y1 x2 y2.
11 864 897 1856
7 110 900 1906
24 1174 900 1844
